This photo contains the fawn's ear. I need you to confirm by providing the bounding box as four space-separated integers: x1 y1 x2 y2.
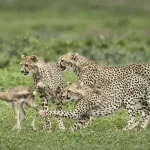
0 88 4 92
21 55 25 59
30 55 39 63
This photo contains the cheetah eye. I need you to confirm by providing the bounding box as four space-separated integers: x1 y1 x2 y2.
25 64 29 67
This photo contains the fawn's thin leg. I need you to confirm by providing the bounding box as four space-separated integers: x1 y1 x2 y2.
25 100 38 130
31 112 37 131
19 102 26 121
13 102 18 120
13 102 21 130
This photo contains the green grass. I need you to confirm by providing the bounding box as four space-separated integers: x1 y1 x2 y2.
0 0 150 40
0 68 150 150
0 0 150 149
0 101 150 150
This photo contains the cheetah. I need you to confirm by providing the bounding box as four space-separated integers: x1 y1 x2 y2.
58 53 150 88
20 55 65 132
58 53 150 125
38 74 150 131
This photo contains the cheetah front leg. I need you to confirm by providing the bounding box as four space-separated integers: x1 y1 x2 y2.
38 109 83 120
37 82 52 132
39 93 52 132
56 101 66 130
38 110 92 131
38 107 93 132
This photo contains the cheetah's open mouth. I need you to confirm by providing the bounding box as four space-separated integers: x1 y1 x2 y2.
66 95 71 100
61 66 66 71
24 72 29 76
60 61 66 71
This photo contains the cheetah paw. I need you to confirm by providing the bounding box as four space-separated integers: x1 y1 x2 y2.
38 110 47 117
37 82 46 89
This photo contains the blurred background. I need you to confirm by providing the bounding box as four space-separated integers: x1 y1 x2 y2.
0 1 150 149
0 0 150 87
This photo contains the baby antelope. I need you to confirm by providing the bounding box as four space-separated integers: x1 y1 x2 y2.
0 85 38 130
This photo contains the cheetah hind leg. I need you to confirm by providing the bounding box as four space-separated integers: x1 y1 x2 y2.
70 115 92 132
123 112 138 131
138 109 150 129
83 116 94 128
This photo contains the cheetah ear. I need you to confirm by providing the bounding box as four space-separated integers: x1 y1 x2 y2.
21 54 25 58
31 55 38 63
77 82 84 89
72 53 79 60
80 82 84 87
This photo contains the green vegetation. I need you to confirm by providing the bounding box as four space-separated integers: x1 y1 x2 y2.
0 0 150 149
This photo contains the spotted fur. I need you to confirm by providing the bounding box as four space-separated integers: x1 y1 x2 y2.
20 55 65 131
38 74 150 131
57 53 150 127
58 53 150 88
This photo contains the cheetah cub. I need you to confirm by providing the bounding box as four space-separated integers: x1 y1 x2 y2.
38 74 150 131
0 86 38 130
20 55 65 132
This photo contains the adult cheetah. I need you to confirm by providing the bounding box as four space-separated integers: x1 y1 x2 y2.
20 55 65 132
58 53 150 88
38 74 150 131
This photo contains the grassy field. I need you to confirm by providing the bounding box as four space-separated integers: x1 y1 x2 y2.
0 0 150 149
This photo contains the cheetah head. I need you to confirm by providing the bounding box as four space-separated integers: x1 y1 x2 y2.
61 83 79 101
58 53 85 71
61 82 85 101
20 55 40 76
